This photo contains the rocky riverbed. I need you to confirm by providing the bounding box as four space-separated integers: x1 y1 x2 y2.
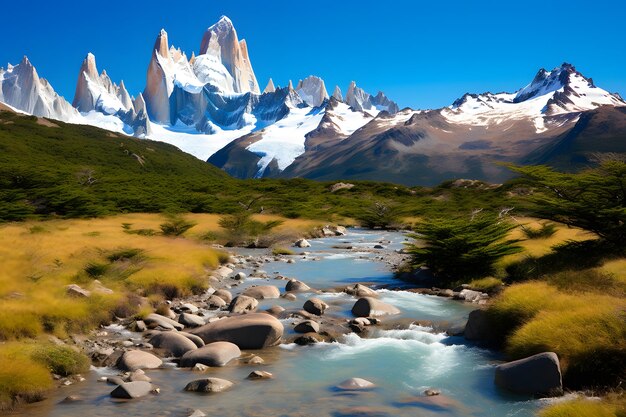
8 229 551 417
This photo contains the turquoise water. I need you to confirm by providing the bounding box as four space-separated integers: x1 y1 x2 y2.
10 229 547 417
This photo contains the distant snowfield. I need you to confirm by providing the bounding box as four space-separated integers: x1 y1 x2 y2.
246 105 326 176
149 122 255 161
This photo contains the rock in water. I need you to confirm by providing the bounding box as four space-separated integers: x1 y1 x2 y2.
336 378 376 391
148 332 198 357
228 295 259 314
494 352 563 396
303 298 329 316
242 285 280 300
184 378 234 393
116 350 162 371
351 297 400 317
179 342 241 367
294 320 320 334
247 370 273 380
285 279 310 292
190 313 283 349
213 289 233 303
294 239 311 248
110 381 155 399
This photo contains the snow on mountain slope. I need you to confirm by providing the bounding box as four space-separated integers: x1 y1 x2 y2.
442 63 625 131
325 101 373 135
246 105 326 176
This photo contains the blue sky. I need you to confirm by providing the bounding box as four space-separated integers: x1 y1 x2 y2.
1 0 625 109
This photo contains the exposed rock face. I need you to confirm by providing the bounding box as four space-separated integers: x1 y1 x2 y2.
296 76 329 107
332 85 343 101
346 81 373 112
72 53 131 114
0 56 79 120
263 78 276 94
351 297 400 317
199 16 260 94
494 352 563 396
179 341 241 367
190 313 283 349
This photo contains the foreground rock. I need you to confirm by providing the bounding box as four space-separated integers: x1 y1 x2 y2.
149 332 197 357
345 283 378 298
351 297 400 317
190 313 284 349
494 352 563 396
294 320 320 333
144 313 184 330
463 309 492 342
179 313 205 328
116 350 162 371
213 289 233 304
336 378 376 391
242 285 280 300
110 381 155 399
184 378 234 393
303 298 329 315
247 370 273 380
180 342 241 367
294 239 311 248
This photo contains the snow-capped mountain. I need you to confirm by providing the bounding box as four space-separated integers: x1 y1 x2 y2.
1 16 624 186
0 56 78 120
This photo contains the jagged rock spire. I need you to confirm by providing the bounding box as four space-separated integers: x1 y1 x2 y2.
264 78 276 94
332 85 343 102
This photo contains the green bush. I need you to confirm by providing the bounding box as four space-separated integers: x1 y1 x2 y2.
405 213 522 281
272 247 295 256
160 214 196 236
355 201 402 229
218 212 283 247
31 345 90 377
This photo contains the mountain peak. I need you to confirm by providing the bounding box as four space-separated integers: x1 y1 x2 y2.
263 78 276 94
154 29 169 58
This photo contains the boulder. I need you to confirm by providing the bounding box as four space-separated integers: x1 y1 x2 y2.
265 305 285 317
247 370 272 380
128 369 151 382
66 284 91 298
244 355 265 365
180 342 241 367
457 289 488 303
184 378 234 393
294 239 311 248
179 332 205 348
463 309 492 341
294 320 320 334
345 284 378 298
214 266 233 278
336 378 376 391
233 272 246 280
144 313 184 331
110 381 154 399
285 279 310 292
180 303 199 313
116 350 162 371
303 298 329 316
281 293 297 301
190 313 283 349
228 295 259 314
351 297 400 317
206 295 227 309
494 352 563 396
294 334 322 345
149 332 197 357
242 285 280 300
335 226 347 236
213 289 233 304
179 313 205 328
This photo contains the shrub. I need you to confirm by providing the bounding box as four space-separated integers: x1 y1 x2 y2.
218 212 283 247
406 213 522 281
84 262 109 277
521 222 557 239
30 344 90 376
356 201 402 229
159 214 196 236
106 248 145 262
539 399 619 417
468 277 503 293
546 269 624 296
0 345 51 410
272 247 295 256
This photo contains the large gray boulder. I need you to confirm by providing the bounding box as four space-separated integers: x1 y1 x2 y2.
345 284 378 298
336 378 376 391
294 320 320 334
206 295 227 309
351 297 400 317
285 279 311 292
463 309 492 341
228 295 259 314
190 313 283 349
184 378 233 393
179 332 205 348
303 298 329 316
179 342 241 367
494 352 563 396
144 313 184 330
149 332 197 357
294 239 311 248
242 285 280 300
110 381 154 399
116 350 162 371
